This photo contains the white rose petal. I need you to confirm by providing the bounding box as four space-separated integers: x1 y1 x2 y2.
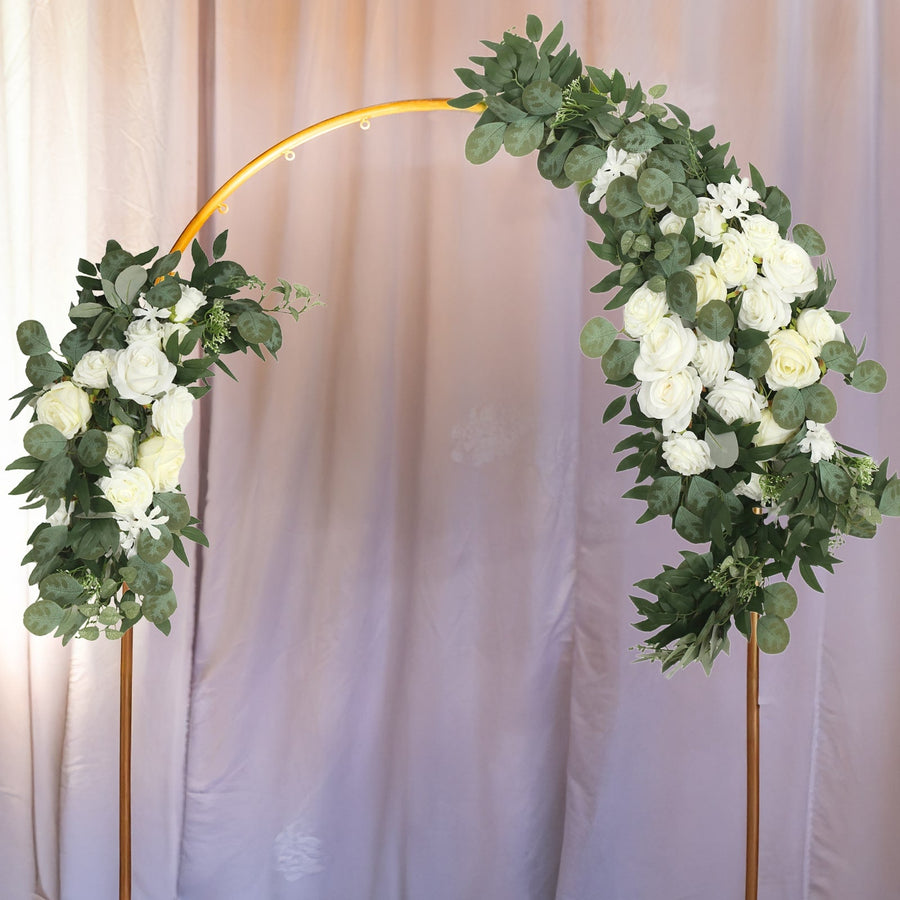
35 381 92 439
741 214 781 258
659 212 686 235
762 239 817 299
172 285 208 323
622 283 669 339
151 385 195 440
692 333 734 388
765 329 821 391
799 421 836 463
161 321 190 349
687 253 727 311
706 370 765 425
662 430 713 476
137 433 186 492
733 473 763 502
752 408 798 447
104 424 136 466
633 316 698 382
99 465 155 518
111 343 177 404
71 349 116 389
125 316 164 347
637 366 702 434
795 308 844 355
693 197 728 244
737 276 792 335
714 228 758 288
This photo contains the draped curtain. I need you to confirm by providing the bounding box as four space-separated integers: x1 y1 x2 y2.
1 2 898 898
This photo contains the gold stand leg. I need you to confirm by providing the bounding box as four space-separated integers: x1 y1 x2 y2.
746 611 760 900
119 627 133 900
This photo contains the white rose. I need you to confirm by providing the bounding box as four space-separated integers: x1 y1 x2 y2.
71 349 116 389
765 329 820 391
125 316 164 347
622 283 669 338
799 421 836 462
35 381 92 439
687 253 727 311
706 371 764 424
137 434 185 492
172 285 208 323
752 408 798 447
762 239 817 299
151 386 195 439
111 343 177 404
692 333 734 388
637 366 702 434
733 473 763 502
659 212 686 235
662 430 713 476
795 308 844 355
99 465 154 518
104 424 135 466
737 276 792 334
48 500 76 528
714 229 758 288
741 214 781 258
161 321 190 350
693 197 728 244
633 316 698 381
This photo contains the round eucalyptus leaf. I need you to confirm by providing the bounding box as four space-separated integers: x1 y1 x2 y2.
521 79 563 115
757 615 790 654
17 320 53 356
25 354 65 387
136 525 174 565
24 424 68 461
502 117 544 157
674 506 707 543
819 340 856 374
77 429 108 467
763 582 798 619
606 176 642 218
818 459 852 504
637 168 674 206
35 454 74 499
852 359 887 393
154 492 191 532
696 300 734 341
236 310 275 344
645 150 686 183
791 224 826 257
114 265 148 305
70 518 120 560
39 571 84 604
564 145 606 182
616 119 663 153
802 383 837 424
772 388 806 430
145 278 181 309
601 339 640 381
879 477 900 516
647 475 682 516
668 182 699 218
143 589 177 625
23 600 65 636
579 317 617 359
743 341 772 380
465 122 507 165
666 270 698 321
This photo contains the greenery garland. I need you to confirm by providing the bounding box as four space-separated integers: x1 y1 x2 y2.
452 16 900 672
10 233 314 642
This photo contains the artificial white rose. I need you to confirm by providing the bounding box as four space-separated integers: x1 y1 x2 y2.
111 343 177 404
104 424 135 466
765 329 820 391
47 500 76 528
737 276 792 334
714 229 758 288
588 147 647 204
707 176 759 220
172 285 208 323
622 283 669 338
692 333 734 388
637 366 702 434
799 421 836 462
137 434 185 492
151 385 195 439
71 348 116 389
795 308 844 355
693 197 728 244
687 253 727 311
99 465 154 518
752 408 798 447
633 316 698 382
741 214 781 258
161 320 190 349
659 212 686 235
662 430 713 476
762 239 817 299
706 370 764 424
35 381 92 439
125 316 164 347
733 473 763 502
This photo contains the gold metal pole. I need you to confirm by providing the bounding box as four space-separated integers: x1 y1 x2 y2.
119 627 133 900
746 611 760 900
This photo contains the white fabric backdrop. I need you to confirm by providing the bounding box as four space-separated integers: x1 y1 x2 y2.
2 1 899 898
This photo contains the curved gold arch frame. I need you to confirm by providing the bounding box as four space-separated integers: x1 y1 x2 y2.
116 98 761 900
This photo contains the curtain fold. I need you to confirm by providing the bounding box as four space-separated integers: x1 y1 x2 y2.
2 2 899 898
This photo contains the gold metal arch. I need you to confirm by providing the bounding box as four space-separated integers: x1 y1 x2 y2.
117 97 761 900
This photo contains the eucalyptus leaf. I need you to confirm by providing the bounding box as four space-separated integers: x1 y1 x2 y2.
236 310 275 344
818 459 851 504
136 525 174 565
763 582 798 619
666 270 698 321
601 339 639 381
696 300 734 341
668 183 699 218
564 145 606 182
820 340 857 375
605 176 643 218
26 526 69 567
756 615 790 653
503 116 544 157
465 122 507 164
637 168 674 207
23 600 65 636
76 430 108 467
17 320 53 356
647 476 682 516
23 424 68 461
802 383 837 424
852 360 887 393
143 590 177 624
879 477 900 516
772 388 806 430
579 317 617 358
114 265 148 305
39 571 84 604
25 354 65 387
674 506 707 543
154 492 191 532
616 119 663 153
704 429 739 468
522 80 563 115
791 224 826 257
